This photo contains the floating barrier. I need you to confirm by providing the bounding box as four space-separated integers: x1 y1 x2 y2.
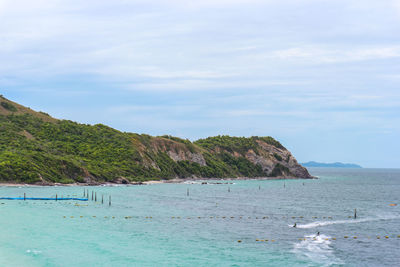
57 215 385 221
245 235 400 243
0 197 88 201
59 216 400 241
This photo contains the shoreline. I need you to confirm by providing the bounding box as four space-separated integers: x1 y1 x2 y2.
0 176 316 187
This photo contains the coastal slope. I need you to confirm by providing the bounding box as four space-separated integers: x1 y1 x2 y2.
0 95 312 184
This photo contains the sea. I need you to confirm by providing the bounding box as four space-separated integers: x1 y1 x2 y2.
0 168 399 267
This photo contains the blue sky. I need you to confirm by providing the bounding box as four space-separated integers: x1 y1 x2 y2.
1 0 399 167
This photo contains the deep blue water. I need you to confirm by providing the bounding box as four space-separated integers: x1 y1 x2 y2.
0 168 399 266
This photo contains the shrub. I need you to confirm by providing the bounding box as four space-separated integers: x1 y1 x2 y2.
273 153 283 161
270 163 292 177
1 102 17 112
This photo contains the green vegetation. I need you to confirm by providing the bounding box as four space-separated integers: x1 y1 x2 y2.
270 163 292 177
195 135 284 155
1 102 17 112
159 135 197 153
273 153 283 161
0 97 300 184
39 111 50 116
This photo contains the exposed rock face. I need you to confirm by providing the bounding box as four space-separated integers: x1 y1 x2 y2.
167 150 206 166
112 177 130 184
285 157 312 178
149 138 207 167
245 150 275 173
157 137 313 179
246 140 312 178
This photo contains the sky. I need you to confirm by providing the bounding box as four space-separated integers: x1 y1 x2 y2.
0 0 399 168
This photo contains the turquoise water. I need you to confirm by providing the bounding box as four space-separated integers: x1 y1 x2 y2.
0 168 399 266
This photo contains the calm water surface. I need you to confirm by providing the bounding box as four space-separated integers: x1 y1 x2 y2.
0 168 399 266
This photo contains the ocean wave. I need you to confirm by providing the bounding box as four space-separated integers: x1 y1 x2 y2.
293 234 343 266
182 181 236 185
294 215 400 229
26 249 42 255
182 181 202 184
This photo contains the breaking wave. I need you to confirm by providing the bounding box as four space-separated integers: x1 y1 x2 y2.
295 215 400 229
293 234 343 266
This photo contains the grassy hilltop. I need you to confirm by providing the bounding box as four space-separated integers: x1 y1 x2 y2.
0 95 312 184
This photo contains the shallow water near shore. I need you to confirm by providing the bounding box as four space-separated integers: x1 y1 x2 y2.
0 168 399 266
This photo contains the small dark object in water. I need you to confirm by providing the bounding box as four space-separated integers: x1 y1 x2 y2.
293 223 297 228
317 232 320 236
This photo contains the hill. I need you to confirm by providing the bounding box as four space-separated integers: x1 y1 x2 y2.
0 95 312 184
301 161 362 168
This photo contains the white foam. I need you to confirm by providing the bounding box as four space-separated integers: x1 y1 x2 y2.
182 181 202 184
295 215 400 229
26 249 42 255
293 234 343 266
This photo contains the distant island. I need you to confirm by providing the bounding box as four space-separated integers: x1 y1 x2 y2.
301 161 362 168
0 95 313 185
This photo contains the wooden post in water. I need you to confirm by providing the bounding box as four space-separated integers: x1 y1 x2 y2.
354 209 357 219
56 194 58 201
102 194 104 204
91 191 93 201
284 182 286 188
95 192 97 202
24 193 26 201
259 185 260 190
228 187 230 192
109 196 111 206
187 188 189 196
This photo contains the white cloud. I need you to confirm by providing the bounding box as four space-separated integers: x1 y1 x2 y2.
269 46 400 63
392 0 400 15
1 0 400 167
1 0 400 93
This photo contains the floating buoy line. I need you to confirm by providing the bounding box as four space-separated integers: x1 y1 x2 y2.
0 197 88 201
60 215 400 241
235 235 400 243
59 215 352 220
0 190 112 205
